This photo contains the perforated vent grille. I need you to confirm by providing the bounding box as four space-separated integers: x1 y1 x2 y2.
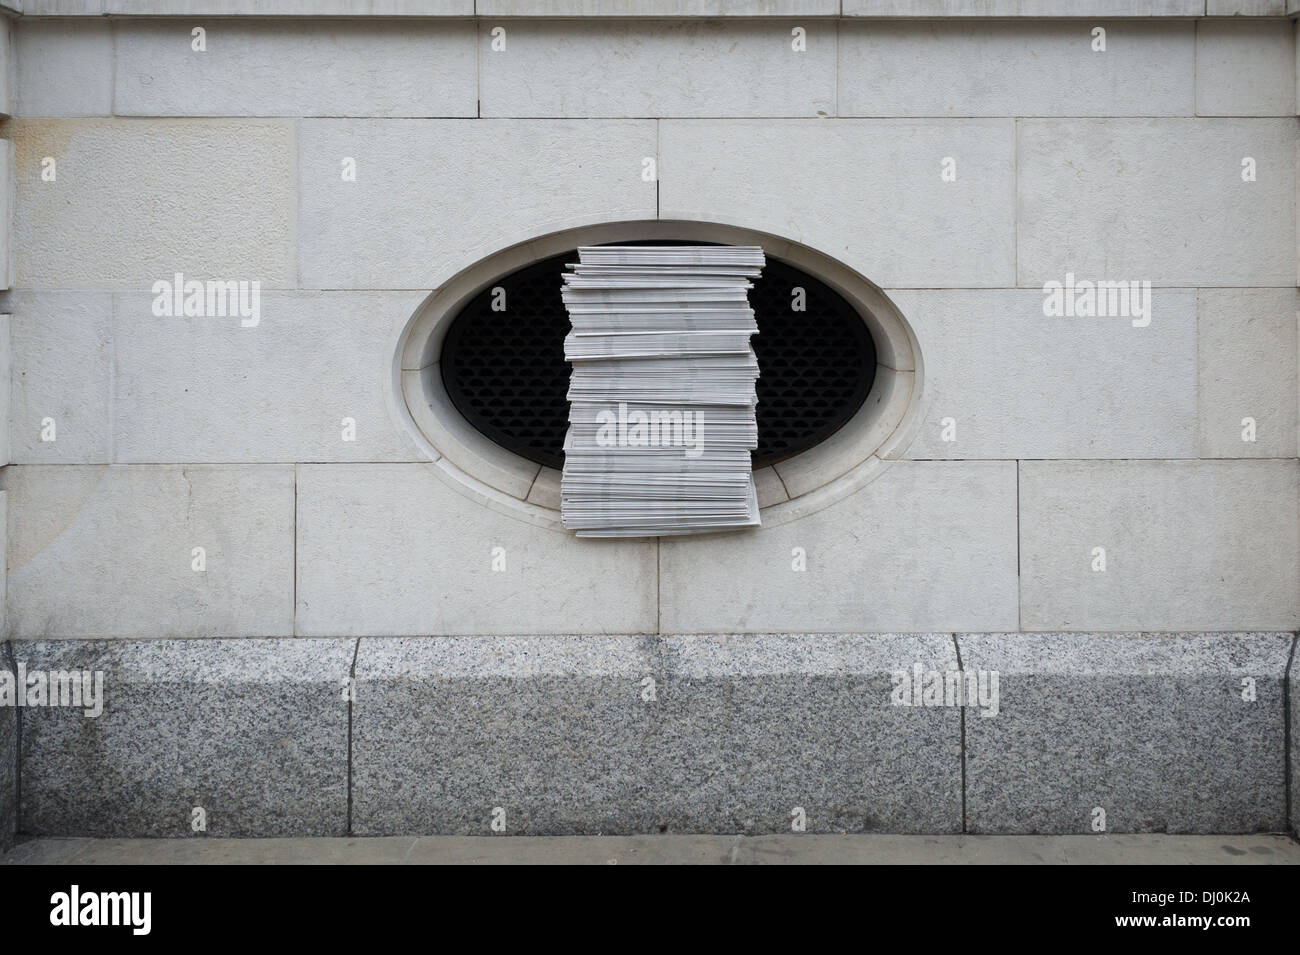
440 249 877 471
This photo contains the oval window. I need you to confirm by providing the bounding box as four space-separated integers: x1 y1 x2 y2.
439 248 878 471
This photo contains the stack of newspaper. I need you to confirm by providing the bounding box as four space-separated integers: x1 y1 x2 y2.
560 245 765 537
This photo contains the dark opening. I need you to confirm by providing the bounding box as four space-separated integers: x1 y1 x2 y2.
439 248 878 471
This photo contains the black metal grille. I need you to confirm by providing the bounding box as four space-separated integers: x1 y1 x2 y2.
439 249 877 471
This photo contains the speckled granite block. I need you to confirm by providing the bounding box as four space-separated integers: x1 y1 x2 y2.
352 633 961 835
353 635 657 835
960 632 1294 834
1290 644 1299 839
19 632 1284 838
0 643 15 853
653 633 962 834
17 638 353 838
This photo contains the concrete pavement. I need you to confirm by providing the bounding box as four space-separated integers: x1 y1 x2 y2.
3 833 1298 865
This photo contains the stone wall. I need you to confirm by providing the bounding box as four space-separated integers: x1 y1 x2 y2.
1 8 1296 638
0 2 1296 838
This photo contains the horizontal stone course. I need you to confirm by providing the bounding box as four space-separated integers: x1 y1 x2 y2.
1018 118 1295 288
3 465 296 639
1196 288 1299 459
115 19 477 118
104 1 473 12
480 19 834 118
15 0 1262 14
659 118 1016 289
1206 0 1286 14
659 461 1020 633
14 19 112 118
479 1 838 13
295 464 658 635
1195 19 1296 118
889 288 1197 460
839 20 1193 118
10 119 296 290
849 1 1205 12
112 291 429 463
7 290 431 464
17 0 1299 13
3 632 1288 839
7 291 113 464
298 118 657 290
1018 459 1300 632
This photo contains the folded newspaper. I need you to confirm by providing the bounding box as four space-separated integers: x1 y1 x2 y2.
560 245 765 537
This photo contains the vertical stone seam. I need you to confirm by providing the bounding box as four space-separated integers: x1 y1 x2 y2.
1194 289 1203 456
1015 462 1021 631
109 18 117 117
1192 18 1198 118
347 635 360 837
2 138 10 294
655 538 661 634
644 630 667 834
1013 118 1019 287
833 16 839 118
108 295 116 463
1 16 9 120
290 117 300 290
952 632 967 835
292 463 298 636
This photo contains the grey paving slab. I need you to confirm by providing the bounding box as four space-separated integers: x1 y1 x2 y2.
4 833 1298 866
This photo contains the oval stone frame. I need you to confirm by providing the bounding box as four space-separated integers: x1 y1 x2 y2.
394 220 926 530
